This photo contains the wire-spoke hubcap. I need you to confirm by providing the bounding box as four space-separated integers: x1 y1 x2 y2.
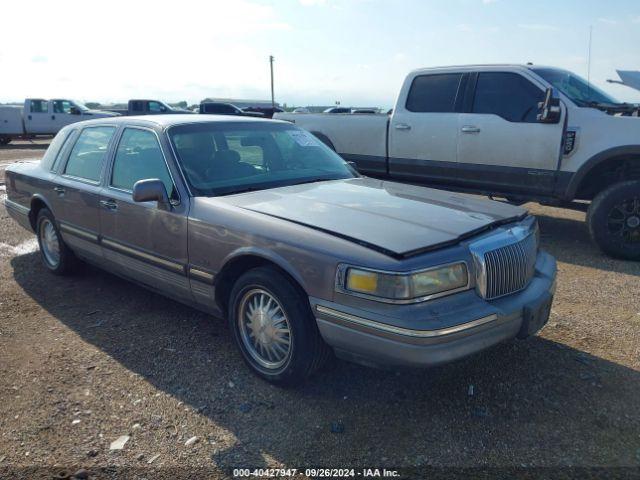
40 219 61 267
607 196 640 244
238 288 292 370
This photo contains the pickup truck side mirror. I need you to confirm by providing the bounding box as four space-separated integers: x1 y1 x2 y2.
537 87 561 124
69 107 81 115
132 179 170 208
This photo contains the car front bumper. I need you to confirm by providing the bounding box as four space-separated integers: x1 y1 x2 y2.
311 251 557 368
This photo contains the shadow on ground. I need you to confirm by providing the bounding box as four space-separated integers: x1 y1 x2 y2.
0 143 49 151
10 252 640 468
535 213 640 277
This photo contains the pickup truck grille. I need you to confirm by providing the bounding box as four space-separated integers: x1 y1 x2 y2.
482 233 537 300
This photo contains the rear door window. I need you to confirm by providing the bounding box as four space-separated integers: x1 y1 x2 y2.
472 72 544 123
405 74 463 112
63 126 116 182
30 100 49 113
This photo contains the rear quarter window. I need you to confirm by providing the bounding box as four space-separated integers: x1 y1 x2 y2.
40 129 72 171
63 126 116 182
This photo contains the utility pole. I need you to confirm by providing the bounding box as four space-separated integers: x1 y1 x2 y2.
269 55 275 109
587 25 593 96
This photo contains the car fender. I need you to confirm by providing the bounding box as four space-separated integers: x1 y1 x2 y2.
566 145 640 199
219 246 310 293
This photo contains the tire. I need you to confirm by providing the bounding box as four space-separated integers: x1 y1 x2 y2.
228 266 332 386
36 208 77 274
0 136 12 146
587 180 640 260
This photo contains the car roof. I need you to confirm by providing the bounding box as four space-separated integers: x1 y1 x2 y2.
409 64 556 75
69 114 287 129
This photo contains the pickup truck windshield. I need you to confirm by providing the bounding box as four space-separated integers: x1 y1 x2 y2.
532 67 619 107
168 122 357 196
72 101 90 111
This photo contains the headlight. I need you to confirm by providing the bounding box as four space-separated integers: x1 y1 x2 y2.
340 262 469 303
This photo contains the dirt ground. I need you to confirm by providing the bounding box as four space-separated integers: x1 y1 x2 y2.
0 140 639 479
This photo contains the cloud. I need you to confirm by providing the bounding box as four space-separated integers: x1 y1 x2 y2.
633 16 640 24
482 0 498 4
299 0 327 5
31 55 47 63
517 23 559 31
597 17 617 25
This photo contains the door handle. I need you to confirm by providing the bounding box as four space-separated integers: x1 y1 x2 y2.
394 123 412 130
99 199 118 211
461 125 481 133
53 186 65 195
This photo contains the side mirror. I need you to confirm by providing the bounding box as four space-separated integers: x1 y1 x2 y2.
346 160 359 173
132 179 170 208
70 107 81 115
537 87 562 124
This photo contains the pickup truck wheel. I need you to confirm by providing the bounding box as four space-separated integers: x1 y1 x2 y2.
587 180 640 260
229 267 332 386
36 208 77 274
0 136 12 146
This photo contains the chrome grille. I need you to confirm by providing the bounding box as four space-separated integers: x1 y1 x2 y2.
482 233 537 300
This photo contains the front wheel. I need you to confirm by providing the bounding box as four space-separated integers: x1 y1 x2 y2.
587 180 640 260
0 135 12 146
228 267 332 386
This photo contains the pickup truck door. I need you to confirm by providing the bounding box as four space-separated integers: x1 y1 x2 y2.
387 72 465 184
98 126 191 301
54 125 118 263
51 100 78 131
456 71 565 196
25 99 54 134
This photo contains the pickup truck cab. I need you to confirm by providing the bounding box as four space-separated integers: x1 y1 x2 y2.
199 102 264 117
105 99 194 116
276 65 640 260
0 99 117 144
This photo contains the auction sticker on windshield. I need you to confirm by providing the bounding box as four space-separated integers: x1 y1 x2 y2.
287 130 321 147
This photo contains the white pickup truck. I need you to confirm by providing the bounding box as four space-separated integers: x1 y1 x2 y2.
0 98 117 145
275 64 640 260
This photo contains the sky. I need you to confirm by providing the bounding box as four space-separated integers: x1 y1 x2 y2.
1 0 639 107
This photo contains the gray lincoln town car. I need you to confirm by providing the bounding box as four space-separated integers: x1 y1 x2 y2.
4 115 557 385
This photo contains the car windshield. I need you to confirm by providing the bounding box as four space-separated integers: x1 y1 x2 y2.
532 67 619 106
168 122 357 196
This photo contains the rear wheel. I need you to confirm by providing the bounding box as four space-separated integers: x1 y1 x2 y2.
0 135 12 146
228 266 332 386
587 180 640 260
36 208 77 274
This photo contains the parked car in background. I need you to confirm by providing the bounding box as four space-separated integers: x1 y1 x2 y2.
292 107 310 113
0 99 117 145
199 102 264 117
351 109 379 114
104 99 194 116
243 106 284 118
4 114 556 385
276 64 640 260
323 107 352 114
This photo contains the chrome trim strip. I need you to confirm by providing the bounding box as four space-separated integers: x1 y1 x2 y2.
189 267 215 284
59 222 99 242
334 261 471 304
4 199 30 215
316 305 498 338
101 238 184 273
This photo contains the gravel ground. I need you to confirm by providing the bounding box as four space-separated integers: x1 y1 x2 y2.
0 141 639 479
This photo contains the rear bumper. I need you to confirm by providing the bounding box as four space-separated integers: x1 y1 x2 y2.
312 251 556 368
4 198 32 231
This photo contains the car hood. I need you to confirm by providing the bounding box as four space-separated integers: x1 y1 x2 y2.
218 178 527 257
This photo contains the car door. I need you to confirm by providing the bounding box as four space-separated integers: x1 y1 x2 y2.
456 71 565 195
387 72 465 184
55 125 118 263
25 99 54 134
99 126 191 301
